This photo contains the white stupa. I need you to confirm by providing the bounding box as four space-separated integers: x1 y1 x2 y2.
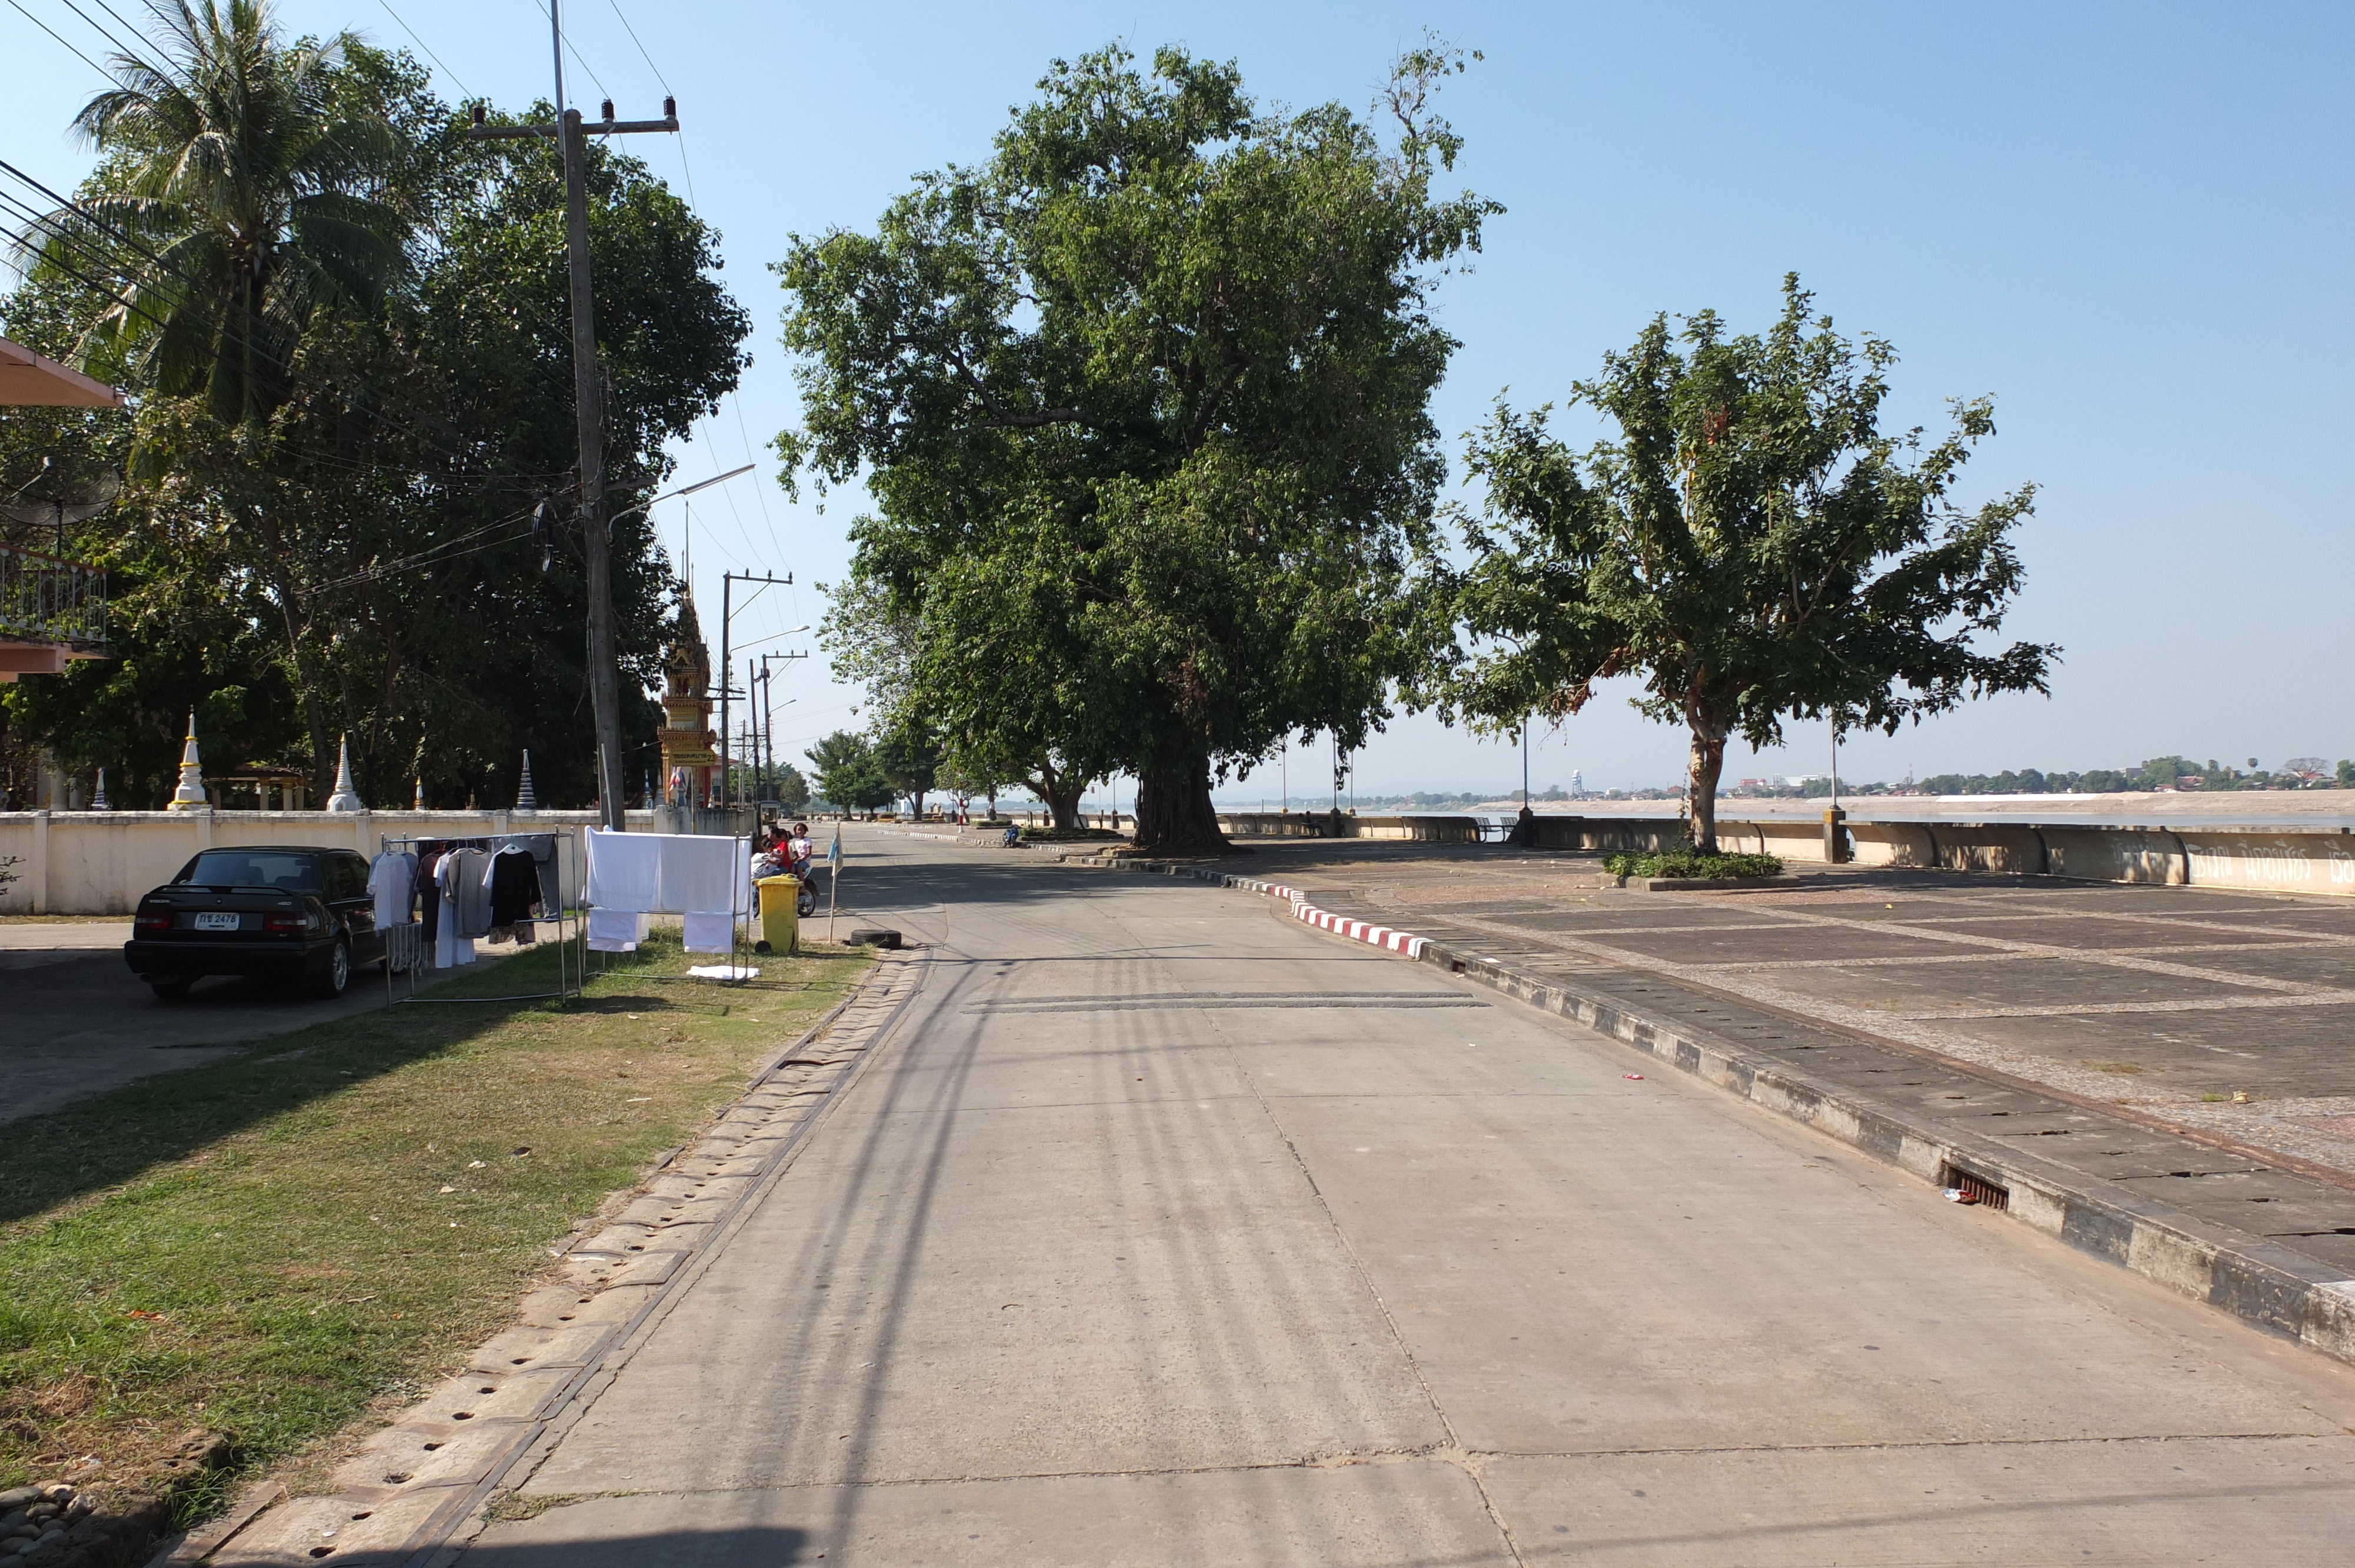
167 711 208 810
326 735 365 812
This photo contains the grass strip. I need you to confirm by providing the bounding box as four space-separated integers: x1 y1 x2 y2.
0 933 873 1521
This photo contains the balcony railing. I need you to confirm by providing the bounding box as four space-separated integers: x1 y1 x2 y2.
0 544 108 649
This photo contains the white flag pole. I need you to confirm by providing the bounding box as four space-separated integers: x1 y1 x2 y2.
826 825 843 942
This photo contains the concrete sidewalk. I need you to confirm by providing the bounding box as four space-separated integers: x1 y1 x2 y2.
1217 842 2355 1180
456 830 2355 1566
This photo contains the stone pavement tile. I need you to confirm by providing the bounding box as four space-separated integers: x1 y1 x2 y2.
1750 955 2271 1012
2054 1140 2274 1180
2170 905 2355 935
1736 895 1995 922
1540 924 1965 964
1490 904 1799 932
1937 1006 2355 1097
2173 945 2355 987
1928 915 2317 950
1482 1437 2355 1566
480 1462 1506 1567
2005 888 2328 915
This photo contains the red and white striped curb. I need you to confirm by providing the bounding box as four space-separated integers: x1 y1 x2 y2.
1291 901 1426 957
1192 871 1426 959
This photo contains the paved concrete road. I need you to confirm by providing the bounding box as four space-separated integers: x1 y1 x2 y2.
469 831 2355 1566
1 920 400 1122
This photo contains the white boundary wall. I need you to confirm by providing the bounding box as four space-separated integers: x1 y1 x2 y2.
0 809 662 915
1215 812 2355 901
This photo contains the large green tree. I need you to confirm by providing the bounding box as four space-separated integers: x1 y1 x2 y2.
778 42 1494 852
804 730 891 815
1440 278 2057 851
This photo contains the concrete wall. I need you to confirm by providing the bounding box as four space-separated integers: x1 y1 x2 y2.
1209 811 2355 900
13 808 2355 912
0 809 662 915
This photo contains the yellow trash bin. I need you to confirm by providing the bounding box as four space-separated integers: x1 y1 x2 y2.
755 875 801 955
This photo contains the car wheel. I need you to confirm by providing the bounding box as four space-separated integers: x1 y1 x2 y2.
150 977 194 1001
313 939 351 999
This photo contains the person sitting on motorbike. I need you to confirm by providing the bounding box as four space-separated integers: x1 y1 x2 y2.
785 822 819 914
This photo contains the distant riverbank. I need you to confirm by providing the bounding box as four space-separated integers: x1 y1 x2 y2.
1425 790 2355 827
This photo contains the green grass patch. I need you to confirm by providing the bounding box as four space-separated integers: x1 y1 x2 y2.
1016 826 1126 843
1604 847 1786 880
0 933 873 1514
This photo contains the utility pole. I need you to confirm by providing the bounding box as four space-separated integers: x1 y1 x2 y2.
717 571 792 806
757 653 804 799
745 659 761 802
469 0 677 830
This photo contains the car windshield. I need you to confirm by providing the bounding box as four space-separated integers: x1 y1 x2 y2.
178 851 322 892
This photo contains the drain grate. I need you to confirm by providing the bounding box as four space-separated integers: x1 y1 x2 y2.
1941 1162 2011 1211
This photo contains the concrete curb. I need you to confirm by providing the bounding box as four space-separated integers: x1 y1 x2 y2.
1099 856 2355 1371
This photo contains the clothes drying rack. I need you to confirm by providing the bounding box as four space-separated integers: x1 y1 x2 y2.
374 828 583 1004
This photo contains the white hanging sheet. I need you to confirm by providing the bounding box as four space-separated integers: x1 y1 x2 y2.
583 828 662 912
682 911 736 953
584 830 744 916
661 835 746 916
586 908 644 952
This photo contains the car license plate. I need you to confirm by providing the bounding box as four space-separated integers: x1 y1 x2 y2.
193 912 240 931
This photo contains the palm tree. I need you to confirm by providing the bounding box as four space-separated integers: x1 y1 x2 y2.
55 0 409 424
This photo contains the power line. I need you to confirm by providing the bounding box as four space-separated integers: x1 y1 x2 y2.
530 0 611 108
0 160 569 484
5 0 108 75
55 0 140 59
79 0 152 51
0 184 585 506
372 0 473 97
604 0 670 94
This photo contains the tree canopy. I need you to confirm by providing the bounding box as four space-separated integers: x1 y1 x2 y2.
2 26 747 809
55 0 410 427
804 729 891 815
1440 277 2056 850
778 41 1495 852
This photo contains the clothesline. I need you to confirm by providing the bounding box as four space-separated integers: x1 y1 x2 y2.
582 828 752 962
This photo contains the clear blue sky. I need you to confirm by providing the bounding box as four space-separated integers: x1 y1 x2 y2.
6 1 2349 797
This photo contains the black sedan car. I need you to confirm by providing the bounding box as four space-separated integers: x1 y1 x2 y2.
124 846 385 1000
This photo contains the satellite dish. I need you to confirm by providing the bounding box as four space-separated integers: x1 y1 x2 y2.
0 459 120 553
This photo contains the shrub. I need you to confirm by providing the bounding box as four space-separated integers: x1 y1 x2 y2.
1604 846 1784 880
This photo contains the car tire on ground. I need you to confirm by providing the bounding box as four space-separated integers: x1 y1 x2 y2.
312 938 351 999
149 977 194 1001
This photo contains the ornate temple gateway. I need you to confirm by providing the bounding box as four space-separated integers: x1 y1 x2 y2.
656 594 719 807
